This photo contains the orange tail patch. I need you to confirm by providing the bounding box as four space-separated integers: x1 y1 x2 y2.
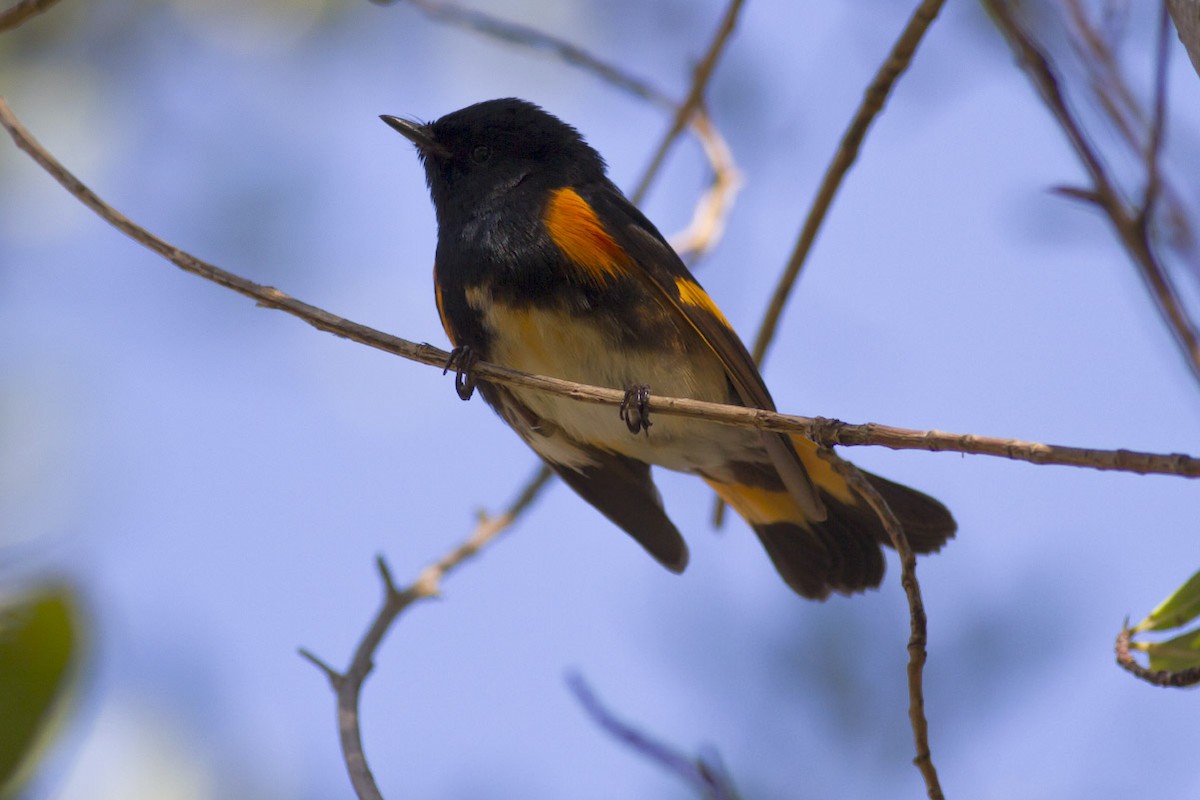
704 479 806 527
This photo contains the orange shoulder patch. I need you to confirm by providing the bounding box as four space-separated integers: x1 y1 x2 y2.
674 276 732 328
543 187 626 283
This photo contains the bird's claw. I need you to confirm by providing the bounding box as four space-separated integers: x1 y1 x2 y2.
443 346 478 401
620 384 652 435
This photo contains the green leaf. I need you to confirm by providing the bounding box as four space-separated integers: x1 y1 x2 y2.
0 584 80 800
1143 628 1200 674
1132 569 1200 634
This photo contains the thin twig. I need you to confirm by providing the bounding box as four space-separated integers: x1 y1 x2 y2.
749 0 948 367
299 465 553 800
629 0 745 262
567 674 742 800
987 0 1200 387
1141 0 1172 223
1064 0 1147 140
1114 624 1200 688
0 0 59 32
389 0 668 107
2 96 1197 478
630 0 744 204
717 0 947 528
823 451 942 799
1168 0 1200 79
1062 0 1197 259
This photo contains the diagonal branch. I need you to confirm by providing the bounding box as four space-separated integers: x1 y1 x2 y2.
630 0 744 204
300 465 552 800
0 0 59 32
749 0 948 367
1141 1 1172 223
567 673 742 800
2 94 1197 479
987 0 1200 387
1061 0 1197 260
824 450 941 799
716 0 942 527
388 0 668 107
629 0 745 261
1167 0 1200 79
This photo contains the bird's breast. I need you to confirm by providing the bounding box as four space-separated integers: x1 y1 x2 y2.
465 286 756 471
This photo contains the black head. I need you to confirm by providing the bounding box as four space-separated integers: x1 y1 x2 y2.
382 98 609 226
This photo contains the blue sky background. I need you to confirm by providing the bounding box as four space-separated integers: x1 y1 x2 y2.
2 1 1199 798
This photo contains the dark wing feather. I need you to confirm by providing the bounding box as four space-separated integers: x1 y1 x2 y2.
583 184 827 521
548 450 689 572
479 383 689 573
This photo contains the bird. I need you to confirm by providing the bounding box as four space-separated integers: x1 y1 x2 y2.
381 97 954 599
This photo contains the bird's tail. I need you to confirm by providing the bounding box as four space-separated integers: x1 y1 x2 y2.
706 435 955 599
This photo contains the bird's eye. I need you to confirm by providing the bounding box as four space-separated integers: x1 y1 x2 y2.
471 145 491 163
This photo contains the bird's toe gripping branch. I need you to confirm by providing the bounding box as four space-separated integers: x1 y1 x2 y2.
619 383 652 435
443 346 479 401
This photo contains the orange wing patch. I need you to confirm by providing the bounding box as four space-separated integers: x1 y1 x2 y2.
674 276 732 328
544 187 627 283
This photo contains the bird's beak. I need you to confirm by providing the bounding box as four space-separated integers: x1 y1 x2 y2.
380 115 449 158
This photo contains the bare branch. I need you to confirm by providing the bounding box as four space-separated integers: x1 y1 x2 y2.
988 0 1200 386
749 0 948 367
2 95 1197 479
300 465 553 800
823 451 942 798
1062 0 1197 259
567 673 742 800
807 417 1199 476
630 0 744 204
388 0 669 107
717 0 947 528
0 0 59 32
631 0 746 262
1142 1 1172 223
1168 0 1200 78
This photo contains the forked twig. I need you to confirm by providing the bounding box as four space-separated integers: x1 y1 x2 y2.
299 466 552 799
988 0 1200 386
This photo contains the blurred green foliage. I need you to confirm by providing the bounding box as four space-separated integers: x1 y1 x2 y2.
0 583 80 800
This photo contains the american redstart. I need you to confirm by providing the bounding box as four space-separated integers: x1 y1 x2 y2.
382 98 954 599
